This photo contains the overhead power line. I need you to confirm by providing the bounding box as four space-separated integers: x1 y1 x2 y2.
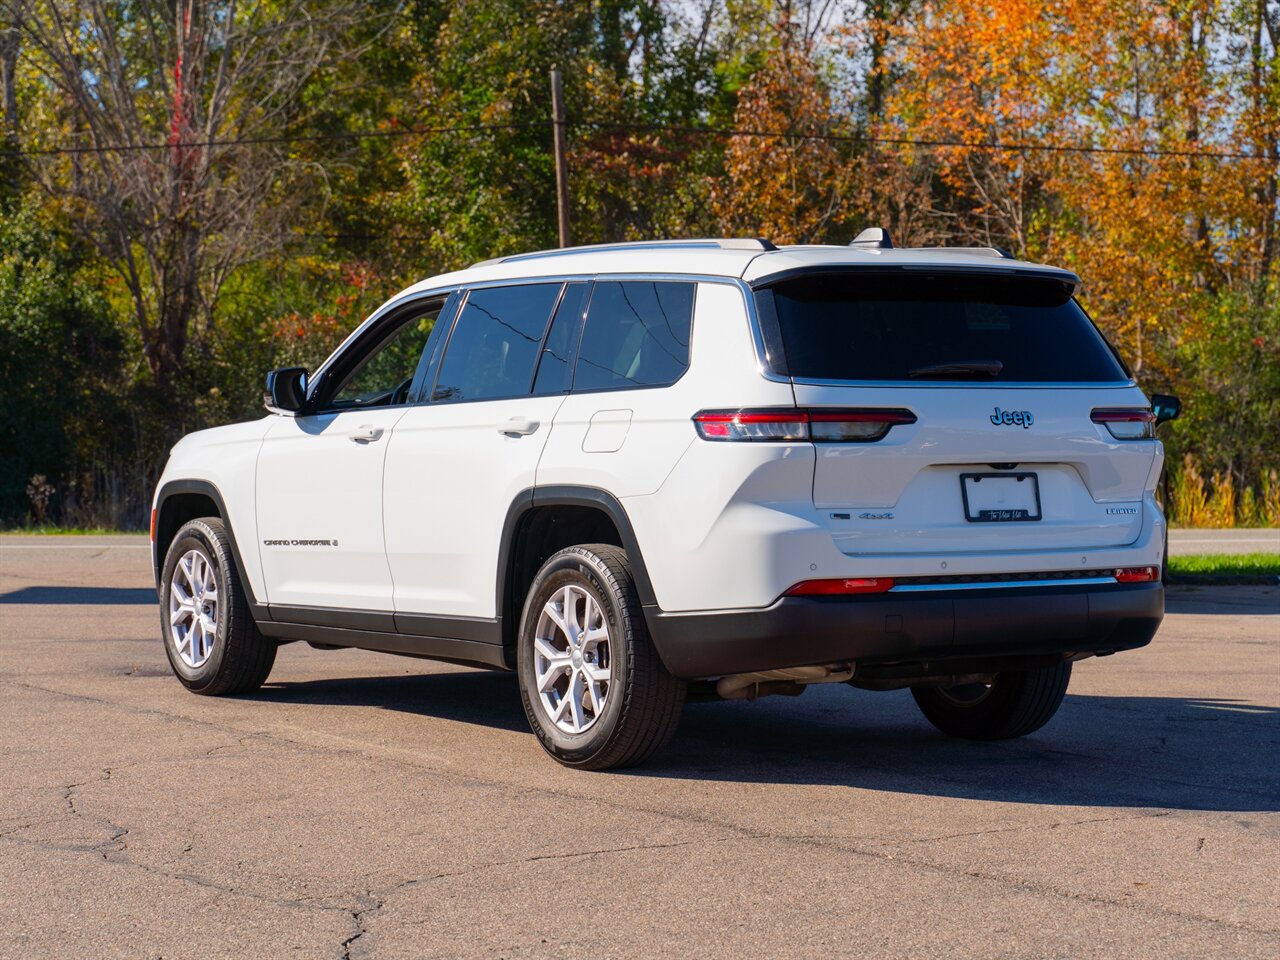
0 121 546 158
575 121 1272 162
1 118 1270 162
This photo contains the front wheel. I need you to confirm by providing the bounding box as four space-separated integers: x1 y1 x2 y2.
160 517 276 696
517 544 686 770
911 662 1071 740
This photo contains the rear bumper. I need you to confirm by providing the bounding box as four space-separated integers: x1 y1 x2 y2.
645 582 1163 680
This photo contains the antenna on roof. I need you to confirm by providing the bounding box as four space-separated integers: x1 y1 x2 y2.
850 227 893 249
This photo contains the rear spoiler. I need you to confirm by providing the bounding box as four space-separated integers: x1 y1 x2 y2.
746 264 1083 298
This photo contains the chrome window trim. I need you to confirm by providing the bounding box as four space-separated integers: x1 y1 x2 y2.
889 575 1119 593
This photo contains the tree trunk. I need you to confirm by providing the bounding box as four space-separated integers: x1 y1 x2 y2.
1252 0 1277 302
0 21 20 197
0 23 16 136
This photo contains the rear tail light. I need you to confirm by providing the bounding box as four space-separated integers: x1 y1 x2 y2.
1091 408 1156 440
785 577 895 596
809 409 917 441
692 410 809 442
1115 566 1159 583
693 408 916 443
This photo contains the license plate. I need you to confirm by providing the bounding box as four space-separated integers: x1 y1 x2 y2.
960 472 1041 522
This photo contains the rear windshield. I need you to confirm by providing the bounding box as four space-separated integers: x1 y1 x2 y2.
757 272 1128 382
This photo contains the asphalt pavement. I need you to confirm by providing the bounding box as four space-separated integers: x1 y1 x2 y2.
1 535 1277 959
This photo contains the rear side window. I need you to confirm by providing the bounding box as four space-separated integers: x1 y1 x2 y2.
759 272 1128 383
432 284 561 401
574 281 695 391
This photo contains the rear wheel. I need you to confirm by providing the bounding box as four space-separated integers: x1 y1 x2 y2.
160 517 276 696
517 544 685 770
910 662 1071 740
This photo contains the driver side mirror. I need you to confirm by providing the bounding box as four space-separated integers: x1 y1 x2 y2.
264 367 308 415
1150 393 1181 426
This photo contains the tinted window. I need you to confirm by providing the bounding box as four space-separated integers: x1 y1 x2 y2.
532 283 587 396
762 273 1128 382
329 303 442 408
574 281 695 391
432 284 561 401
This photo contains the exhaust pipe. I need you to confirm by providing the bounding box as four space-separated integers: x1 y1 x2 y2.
716 664 854 701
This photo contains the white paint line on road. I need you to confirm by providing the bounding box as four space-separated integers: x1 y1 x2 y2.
1169 538 1279 545
0 544 152 550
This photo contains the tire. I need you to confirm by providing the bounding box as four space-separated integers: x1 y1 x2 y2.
159 517 276 696
516 544 686 770
910 662 1071 740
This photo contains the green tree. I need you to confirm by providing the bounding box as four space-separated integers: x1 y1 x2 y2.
0 205 124 524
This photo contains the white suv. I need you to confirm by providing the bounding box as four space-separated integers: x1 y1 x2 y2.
152 234 1175 769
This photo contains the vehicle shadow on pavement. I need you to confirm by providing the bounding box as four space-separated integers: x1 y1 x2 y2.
0 586 158 605
254 670 1279 813
649 685 1280 812
258 670 530 733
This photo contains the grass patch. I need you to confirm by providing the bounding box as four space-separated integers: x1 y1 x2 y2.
1168 553 1280 578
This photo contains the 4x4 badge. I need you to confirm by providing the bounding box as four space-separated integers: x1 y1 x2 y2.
990 406 1034 428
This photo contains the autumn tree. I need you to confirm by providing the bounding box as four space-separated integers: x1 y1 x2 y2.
6 0 376 392
715 16 856 243
879 0 1277 378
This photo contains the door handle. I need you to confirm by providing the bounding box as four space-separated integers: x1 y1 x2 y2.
497 416 540 436
349 424 384 443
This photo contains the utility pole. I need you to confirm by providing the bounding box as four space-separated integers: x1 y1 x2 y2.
550 65 571 248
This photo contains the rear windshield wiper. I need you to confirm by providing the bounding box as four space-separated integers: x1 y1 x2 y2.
908 360 1004 379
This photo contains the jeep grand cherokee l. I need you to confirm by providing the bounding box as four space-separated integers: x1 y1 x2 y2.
151 233 1173 769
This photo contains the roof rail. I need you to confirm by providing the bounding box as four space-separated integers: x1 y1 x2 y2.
924 246 1016 260
470 237 778 268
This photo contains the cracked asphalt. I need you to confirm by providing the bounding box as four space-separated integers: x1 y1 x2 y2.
1 535 1278 959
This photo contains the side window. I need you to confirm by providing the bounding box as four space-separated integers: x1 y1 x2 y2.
327 301 443 409
432 284 561 402
531 282 588 396
573 281 695 392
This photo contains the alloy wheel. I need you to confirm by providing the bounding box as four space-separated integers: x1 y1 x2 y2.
169 548 219 668
533 584 612 734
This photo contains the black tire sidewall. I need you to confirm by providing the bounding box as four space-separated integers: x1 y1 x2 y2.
160 522 232 692
912 663 1071 740
516 551 630 765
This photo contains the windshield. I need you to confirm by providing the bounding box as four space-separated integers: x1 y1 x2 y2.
757 271 1129 383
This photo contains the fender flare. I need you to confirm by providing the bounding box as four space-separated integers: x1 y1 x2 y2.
495 485 659 643
153 478 265 616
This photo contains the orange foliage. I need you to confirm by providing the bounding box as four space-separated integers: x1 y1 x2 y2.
715 33 858 243
873 0 1277 377
269 261 383 367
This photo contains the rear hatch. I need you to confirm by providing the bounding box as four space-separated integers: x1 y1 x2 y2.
755 269 1158 555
